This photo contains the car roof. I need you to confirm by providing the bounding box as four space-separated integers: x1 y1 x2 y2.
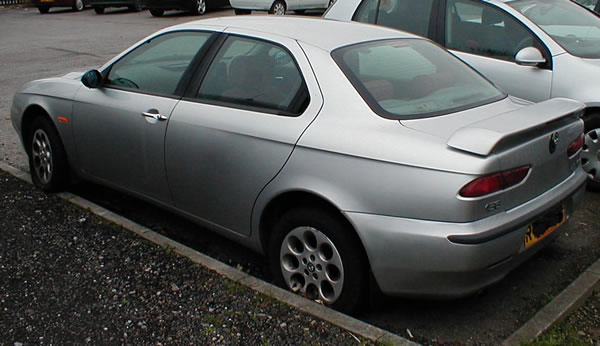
169 16 422 51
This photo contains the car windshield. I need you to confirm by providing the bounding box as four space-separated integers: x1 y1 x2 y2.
332 39 505 120
509 0 600 58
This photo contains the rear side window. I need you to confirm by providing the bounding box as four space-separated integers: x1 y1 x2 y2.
332 39 505 119
353 0 434 38
195 35 309 116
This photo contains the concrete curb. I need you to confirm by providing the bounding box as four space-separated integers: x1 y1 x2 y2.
503 254 600 345
0 162 416 346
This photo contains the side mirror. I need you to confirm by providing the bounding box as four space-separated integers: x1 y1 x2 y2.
81 70 104 88
515 47 546 67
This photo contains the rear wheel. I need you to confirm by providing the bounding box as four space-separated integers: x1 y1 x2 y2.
38 6 50 13
191 0 206 14
149 8 164 16
72 0 84 11
268 0 285 15
27 117 69 192
269 207 368 314
581 112 600 191
93 6 105 13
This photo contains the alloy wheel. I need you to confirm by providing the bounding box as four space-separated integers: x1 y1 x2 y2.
279 226 344 304
581 128 600 183
31 129 53 185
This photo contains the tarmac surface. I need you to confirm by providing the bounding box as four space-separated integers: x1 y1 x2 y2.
1 5 600 345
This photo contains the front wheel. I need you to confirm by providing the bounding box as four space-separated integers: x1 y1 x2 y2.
581 112 600 191
149 8 164 16
269 207 368 314
27 117 69 192
72 0 84 11
191 0 206 15
268 0 285 15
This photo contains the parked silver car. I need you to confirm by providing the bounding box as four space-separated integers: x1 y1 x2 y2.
11 16 586 313
326 0 600 191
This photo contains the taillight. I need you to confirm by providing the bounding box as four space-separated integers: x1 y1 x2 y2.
459 165 531 198
567 134 584 157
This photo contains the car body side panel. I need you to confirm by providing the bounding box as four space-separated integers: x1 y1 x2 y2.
551 53 600 107
72 87 176 204
11 76 83 172
166 34 324 237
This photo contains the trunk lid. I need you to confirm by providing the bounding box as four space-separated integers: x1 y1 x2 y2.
402 97 585 211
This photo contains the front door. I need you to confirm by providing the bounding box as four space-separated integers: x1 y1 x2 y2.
73 31 215 203
444 0 552 102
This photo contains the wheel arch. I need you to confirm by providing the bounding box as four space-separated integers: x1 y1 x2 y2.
258 190 371 268
21 105 54 156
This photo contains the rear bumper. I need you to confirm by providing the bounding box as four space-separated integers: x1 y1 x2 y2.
346 168 587 297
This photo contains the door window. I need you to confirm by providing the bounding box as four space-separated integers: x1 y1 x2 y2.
445 0 539 62
106 31 212 96
353 0 434 38
196 35 309 116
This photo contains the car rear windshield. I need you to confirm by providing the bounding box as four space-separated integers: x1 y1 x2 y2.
332 39 505 120
509 0 600 59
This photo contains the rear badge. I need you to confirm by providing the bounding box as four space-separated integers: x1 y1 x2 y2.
549 132 559 154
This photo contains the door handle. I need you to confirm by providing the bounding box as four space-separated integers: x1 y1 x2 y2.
141 111 167 121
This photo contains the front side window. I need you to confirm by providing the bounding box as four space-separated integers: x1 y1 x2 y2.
509 0 600 58
106 31 212 96
333 39 505 119
353 0 434 38
446 0 540 62
196 35 309 116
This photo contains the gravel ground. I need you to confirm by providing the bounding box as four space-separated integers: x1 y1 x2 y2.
566 290 600 344
0 170 373 345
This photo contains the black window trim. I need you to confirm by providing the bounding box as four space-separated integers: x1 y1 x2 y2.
181 33 311 118
100 29 220 100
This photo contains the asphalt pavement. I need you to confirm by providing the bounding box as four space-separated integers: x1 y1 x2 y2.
1 5 599 345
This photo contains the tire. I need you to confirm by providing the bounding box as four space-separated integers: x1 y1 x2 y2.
128 0 143 11
27 117 69 192
191 0 206 15
581 112 600 191
72 0 84 11
268 0 285 15
268 207 368 314
234 8 251 14
38 6 50 13
93 6 105 13
293 9 305 14
149 8 164 16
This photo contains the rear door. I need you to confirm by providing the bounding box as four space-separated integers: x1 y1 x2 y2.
165 31 323 236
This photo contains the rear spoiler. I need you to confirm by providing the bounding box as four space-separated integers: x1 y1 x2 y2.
447 98 584 156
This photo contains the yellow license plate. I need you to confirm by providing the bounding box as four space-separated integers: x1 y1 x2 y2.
523 207 566 248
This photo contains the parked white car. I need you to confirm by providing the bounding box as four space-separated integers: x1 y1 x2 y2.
325 0 600 191
231 0 333 15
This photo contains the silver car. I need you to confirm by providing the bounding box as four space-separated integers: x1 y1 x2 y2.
326 0 600 191
11 17 586 313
